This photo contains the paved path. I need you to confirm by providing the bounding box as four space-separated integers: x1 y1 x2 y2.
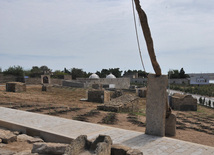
0 107 214 155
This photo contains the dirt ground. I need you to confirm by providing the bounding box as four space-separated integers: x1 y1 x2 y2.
0 85 213 149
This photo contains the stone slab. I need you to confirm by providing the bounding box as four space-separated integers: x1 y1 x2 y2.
145 74 168 136
0 107 214 155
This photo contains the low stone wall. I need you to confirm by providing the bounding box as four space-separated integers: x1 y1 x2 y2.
0 74 16 84
76 78 130 89
6 82 26 92
97 94 139 112
25 78 41 84
62 80 85 88
25 78 62 85
170 93 197 111
136 88 147 98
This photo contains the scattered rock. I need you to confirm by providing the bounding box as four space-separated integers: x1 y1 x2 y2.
64 135 91 155
90 135 112 155
127 149 143 155
17 134 44 143
0 128 17 143
111 144 131 155
13 131 20 135
65 135 112 155
32 142 68 155
14 150 38 155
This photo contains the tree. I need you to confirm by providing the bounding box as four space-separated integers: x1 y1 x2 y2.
64 68 71 74
109 68 122 78
168 68 189 79
52 70 67 79
0 67 2 73
40 65 51 75
3 66 24 77
179 68 185 78
96 68 123 78
29 66 42 77
71 68 87 79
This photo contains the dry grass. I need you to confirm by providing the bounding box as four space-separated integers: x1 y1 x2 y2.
0 85 214 147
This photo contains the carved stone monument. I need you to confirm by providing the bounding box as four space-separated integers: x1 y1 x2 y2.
145 74 168 136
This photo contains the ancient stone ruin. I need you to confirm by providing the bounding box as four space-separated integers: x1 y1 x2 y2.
64 135 143 155
6 82 26 92
136 88 147 98
88 90 111 103
0 127 143 155
97 94 139 112
170 93 197 111
42 84 52 92
41 75 51 84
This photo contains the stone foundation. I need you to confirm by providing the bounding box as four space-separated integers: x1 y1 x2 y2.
88 90 111 103
136 88 147 98
171 93 197 111
6 82 26 92
97 94 139 112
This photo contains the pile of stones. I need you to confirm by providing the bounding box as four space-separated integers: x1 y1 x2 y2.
0 128 143 155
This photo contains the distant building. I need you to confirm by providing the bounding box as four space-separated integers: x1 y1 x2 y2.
189 74 209 85
123 72 138 79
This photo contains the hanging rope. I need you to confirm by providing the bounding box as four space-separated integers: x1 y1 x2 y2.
131 0 146 72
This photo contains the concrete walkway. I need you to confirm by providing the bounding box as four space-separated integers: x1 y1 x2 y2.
0 107 213 155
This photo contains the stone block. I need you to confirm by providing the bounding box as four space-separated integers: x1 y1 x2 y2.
64 135 112 155
32 142 68 154
171 93 197 111
0 128 17 143
42 85 52 91
111 90 123 98
165 114 176 136
88 90 110 103
136 88 147 98
127 149 143 155
92 84 102 89
145 74 168 137
111 144 131 155
6 82 26 92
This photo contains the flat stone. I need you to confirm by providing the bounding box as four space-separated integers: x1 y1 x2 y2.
0 128 17 143
17 134 44 143
0 148 16 155
14 150 39 155
111 144 131 155
32 142 68 155
127 149 143 155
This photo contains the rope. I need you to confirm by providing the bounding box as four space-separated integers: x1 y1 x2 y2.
131 0 146 72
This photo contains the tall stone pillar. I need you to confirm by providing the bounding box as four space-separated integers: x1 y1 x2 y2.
145 74 168 136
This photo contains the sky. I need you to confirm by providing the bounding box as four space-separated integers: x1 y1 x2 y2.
0 0 213 74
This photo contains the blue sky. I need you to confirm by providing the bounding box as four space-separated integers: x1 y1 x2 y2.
0 0 213 74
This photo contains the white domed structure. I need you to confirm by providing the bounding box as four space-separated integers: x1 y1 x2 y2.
89 73 100 79
106 73 116 79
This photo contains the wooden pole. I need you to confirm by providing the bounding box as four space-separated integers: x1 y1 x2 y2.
134 0 162 76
